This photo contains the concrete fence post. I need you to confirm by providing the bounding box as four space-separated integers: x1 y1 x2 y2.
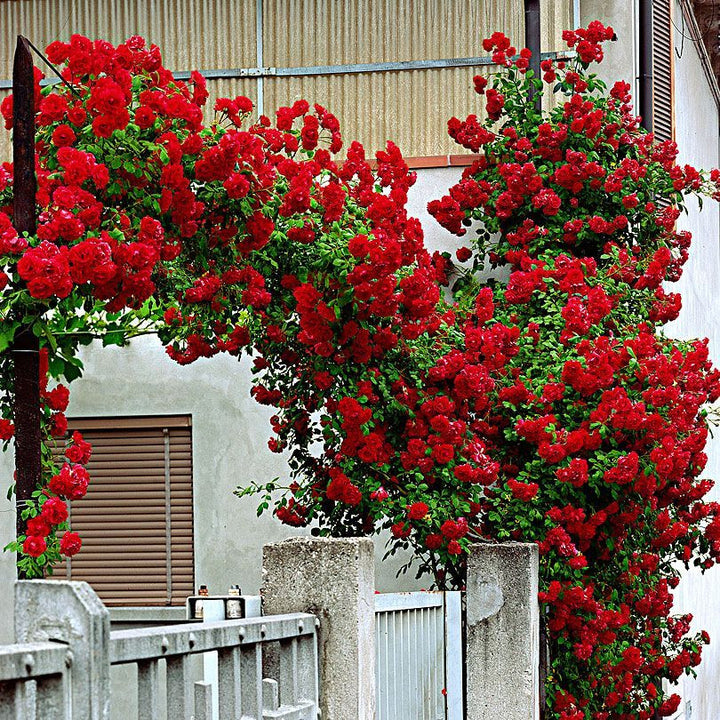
261 537 375 720
465 542 540 720
15 580 111 720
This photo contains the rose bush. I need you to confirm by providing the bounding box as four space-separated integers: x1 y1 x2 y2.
0 35 456 579
428 21 720 719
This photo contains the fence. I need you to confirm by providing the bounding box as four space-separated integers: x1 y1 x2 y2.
2 539 540 720
4 580 318 720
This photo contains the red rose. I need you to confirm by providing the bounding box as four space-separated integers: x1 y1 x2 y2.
51 124 76 147
23 535 47 558
26 516 51 537
407 502 429 521
65 431 92 465
473 75 488 94
507 478 539 501
60 531 82 557
431 444 454 465
43 385 70 411
134 106 156 129
0 419 14 440
41 496 69 525
425 533 443 550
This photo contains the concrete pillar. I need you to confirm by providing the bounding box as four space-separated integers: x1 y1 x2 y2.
261 537 375 720
465 542 540 720
15 579 111 720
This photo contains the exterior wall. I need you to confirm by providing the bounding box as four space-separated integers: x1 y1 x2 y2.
668 4 720 717
580 0 638 94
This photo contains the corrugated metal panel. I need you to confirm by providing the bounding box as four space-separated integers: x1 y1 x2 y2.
0 0 574 160
264 0 524 65
264 66 495 157
375 591 463 720
541 0 574 57
0 0 257 78
50 418 194 607
263 0 541 156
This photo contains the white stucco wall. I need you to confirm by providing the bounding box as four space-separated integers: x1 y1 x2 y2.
581 0 639 95
666 4 720 718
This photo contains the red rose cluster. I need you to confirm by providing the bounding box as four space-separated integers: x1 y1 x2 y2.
429 24 720 719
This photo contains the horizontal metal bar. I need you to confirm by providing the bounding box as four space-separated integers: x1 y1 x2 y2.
0 51 575 91
110 613 317 665
175 51 574 80
0 642 69 681
375 591 446 612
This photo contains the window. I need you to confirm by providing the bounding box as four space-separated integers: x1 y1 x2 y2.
652 0 674 142
52 415 194 607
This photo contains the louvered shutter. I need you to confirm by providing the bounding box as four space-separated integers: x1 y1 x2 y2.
51 416 194 607
652 0 674 142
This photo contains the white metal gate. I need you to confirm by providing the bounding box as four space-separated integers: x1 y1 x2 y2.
375 591 463 720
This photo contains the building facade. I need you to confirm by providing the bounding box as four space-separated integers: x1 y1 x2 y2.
1 1 719 717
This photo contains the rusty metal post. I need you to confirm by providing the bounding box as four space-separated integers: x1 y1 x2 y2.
12 35 40 576
524 0 541 108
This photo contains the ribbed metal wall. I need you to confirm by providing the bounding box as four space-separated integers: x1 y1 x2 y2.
0 0 573 160
0 0 257 78
264 0 572 155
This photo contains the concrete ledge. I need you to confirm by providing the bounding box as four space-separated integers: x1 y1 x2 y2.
109 607 187 624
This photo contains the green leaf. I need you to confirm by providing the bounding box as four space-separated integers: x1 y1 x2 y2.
101 331 127 347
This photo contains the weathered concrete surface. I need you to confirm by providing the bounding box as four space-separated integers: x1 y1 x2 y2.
466 542 539 720
15 580 110 720
261 537 375 720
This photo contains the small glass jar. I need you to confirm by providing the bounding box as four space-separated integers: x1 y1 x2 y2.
195 584 209 619
226 584 242 619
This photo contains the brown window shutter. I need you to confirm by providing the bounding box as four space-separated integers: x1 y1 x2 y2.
652 0 674 142
51 416 194 607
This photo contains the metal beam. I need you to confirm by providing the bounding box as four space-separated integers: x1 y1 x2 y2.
0 51 575 90
12 36 41 577
638 0 654 133
525 0 542 105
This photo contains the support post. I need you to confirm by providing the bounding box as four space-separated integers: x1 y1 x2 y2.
12 35 40 575
465 542 540 720
261 537 375 720
15 580 111 720
524 0 542 106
